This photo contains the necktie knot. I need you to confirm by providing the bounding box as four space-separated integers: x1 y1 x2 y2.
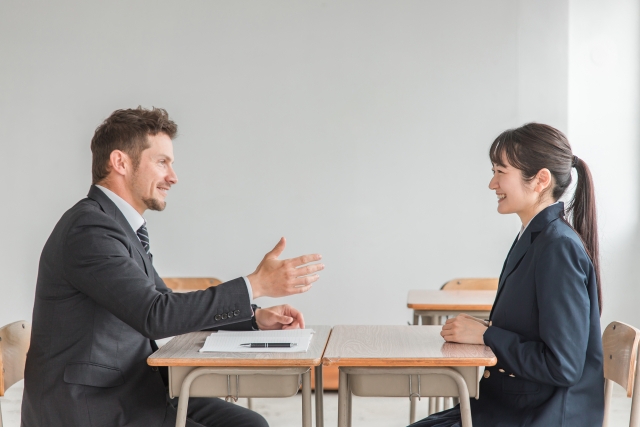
137 223 150 254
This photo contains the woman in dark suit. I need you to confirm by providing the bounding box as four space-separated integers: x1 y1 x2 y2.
411 123 604 427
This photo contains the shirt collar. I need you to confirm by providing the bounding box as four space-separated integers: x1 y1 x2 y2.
96 185 145 234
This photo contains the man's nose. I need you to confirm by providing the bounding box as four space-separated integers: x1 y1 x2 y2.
168 166 178 184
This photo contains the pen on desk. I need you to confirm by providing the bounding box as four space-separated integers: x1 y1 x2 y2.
239 343 297 348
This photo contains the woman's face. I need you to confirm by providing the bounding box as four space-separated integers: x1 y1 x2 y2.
488 159 538 216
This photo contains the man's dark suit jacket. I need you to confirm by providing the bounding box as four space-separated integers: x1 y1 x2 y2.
470 202 604 426
21 186 253 427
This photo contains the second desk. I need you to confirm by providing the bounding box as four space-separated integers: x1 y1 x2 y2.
408 290 496 326
323 325 496 427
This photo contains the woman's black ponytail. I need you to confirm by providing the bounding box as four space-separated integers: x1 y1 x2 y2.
568 156 601 313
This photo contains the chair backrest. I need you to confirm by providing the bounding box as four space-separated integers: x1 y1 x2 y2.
602 321 640 427
440 278 499 291
0 320 31 396
162 277 222 293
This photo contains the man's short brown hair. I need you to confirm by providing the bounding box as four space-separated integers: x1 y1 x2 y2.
91 107 178 184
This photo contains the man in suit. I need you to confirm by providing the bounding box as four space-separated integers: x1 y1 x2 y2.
21 107 324 427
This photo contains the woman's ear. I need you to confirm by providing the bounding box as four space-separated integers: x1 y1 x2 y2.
534 168 552 194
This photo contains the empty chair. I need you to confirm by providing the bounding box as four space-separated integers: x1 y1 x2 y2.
440 278 498 291
162 277 222 292
602 321 640 427
0 321 31 427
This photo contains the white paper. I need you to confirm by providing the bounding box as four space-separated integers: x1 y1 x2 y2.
199 329 315 353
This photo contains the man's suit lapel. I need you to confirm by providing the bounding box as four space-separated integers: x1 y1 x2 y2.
490 202 565 319
87 186 153 277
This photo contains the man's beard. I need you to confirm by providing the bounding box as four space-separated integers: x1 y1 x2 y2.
142 197 166 211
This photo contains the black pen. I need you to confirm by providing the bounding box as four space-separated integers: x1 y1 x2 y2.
239 343 297 348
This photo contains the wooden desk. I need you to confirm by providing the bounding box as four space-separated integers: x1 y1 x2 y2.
148 325 332 427
323 325 496 427
408 290 497 325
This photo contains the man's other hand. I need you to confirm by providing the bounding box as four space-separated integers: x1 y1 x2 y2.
255 304 305 330
247 237 323 299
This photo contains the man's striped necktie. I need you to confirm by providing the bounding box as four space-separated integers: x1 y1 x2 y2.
136 223 150 254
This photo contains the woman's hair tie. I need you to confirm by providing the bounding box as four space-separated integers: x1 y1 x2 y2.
572 155 579 168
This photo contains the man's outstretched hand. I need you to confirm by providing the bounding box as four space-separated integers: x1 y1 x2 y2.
255 304 305 330
247 237 323 299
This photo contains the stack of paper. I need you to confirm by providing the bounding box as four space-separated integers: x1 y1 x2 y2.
199 329 315 353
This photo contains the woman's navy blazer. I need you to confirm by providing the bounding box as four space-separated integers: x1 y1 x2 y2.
471 202 604 426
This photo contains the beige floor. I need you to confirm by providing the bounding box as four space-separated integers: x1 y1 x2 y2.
1 380 635 426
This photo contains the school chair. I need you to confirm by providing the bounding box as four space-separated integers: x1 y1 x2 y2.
0 321 31 427
602 321 640 427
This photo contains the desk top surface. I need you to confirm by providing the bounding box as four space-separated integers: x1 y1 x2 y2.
407 290 497 311
148 325 332 367
323 325 496 367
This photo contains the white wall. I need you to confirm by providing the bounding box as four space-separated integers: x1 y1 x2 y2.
1 0 570 327
568 0 640 328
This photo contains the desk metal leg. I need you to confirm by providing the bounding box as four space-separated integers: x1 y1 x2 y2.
315 365 324 427
421 315 438 417
429 397 436 415
421 315 432 326
338 369 349 427
175 368 202 427
302 370 312 427
347 381 352 427
410 395 418 424
445 397 453 409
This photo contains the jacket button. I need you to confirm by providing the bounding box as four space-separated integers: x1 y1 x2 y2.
234 310 240 316
228 312 234 318
215 314 221 321
509 374 516 377
483 370 490 379
222 313 228 320
498 369 505 373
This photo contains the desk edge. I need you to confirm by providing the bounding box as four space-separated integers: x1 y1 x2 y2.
321 356 497 367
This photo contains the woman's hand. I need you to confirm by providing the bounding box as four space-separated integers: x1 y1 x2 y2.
255 304 305 330
441 313 488 344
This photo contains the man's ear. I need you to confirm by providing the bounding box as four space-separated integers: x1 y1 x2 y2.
534 168 552 194
109 150 131 177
